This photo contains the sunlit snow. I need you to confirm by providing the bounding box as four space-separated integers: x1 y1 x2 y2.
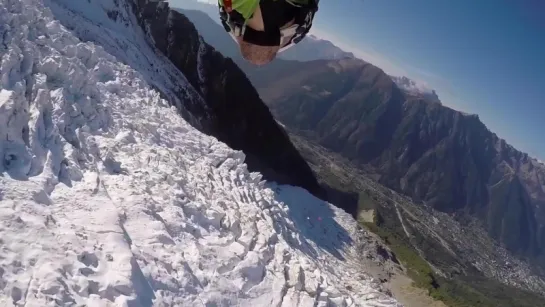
0 0 401 306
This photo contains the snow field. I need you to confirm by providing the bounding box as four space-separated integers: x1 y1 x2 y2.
0 0 401 306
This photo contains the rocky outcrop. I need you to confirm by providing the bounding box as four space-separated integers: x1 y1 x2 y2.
391 76 441 104
129 0 324 198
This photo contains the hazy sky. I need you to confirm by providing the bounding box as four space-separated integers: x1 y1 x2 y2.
170 0 545 160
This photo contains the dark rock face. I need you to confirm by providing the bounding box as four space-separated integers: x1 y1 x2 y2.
246 57 545 265
130 0 324 198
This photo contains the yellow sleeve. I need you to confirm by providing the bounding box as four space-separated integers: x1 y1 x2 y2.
218 0 260 21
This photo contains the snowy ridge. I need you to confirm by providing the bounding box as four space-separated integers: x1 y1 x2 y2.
44 0 210 128
390 75 440 103
0 0 400 306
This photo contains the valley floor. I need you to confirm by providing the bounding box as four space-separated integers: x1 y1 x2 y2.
389 275 446 307
286 131 545 307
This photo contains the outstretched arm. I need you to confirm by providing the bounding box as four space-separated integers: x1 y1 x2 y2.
218 0 260 21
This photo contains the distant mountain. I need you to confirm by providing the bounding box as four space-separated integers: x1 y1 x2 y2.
279 34 355 61
391 75 441 103
175 7 354 62
173 8 241 59
245 57 545 268
171 0 222 23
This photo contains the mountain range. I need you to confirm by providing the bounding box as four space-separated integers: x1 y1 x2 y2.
177 5 545 302
176 6 438 99
249 55 545 268
175 7 355 62
279 34 356 61
2 0 542 305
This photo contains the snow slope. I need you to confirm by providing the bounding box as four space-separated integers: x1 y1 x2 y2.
0 0 401 306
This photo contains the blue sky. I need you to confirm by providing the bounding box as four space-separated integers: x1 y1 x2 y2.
171 0 545 160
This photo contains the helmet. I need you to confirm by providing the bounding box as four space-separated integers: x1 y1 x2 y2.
219 0 319 53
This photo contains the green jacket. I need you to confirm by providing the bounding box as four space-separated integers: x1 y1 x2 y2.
219 0 309 21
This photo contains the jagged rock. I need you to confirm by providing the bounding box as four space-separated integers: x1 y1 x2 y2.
130 0 324 199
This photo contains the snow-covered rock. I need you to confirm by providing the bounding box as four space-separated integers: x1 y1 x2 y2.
0 0 400 306
44 0 324 197
391 75 440 103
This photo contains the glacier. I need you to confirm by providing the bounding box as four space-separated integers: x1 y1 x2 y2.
0 0 401 306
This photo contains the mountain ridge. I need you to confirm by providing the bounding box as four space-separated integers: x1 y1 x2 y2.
176 5 445 103
245 56 545 267
278 34 356 62
135 0 327 198
175 7 355 63
390 76 441 103
176 7 545 287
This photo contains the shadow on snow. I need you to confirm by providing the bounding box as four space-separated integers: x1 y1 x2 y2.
268 183 354 261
